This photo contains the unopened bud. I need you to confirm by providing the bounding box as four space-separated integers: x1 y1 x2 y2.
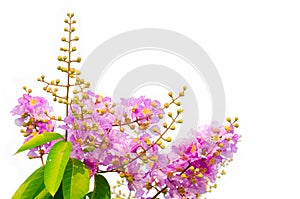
197 173 203 178
181 173 187 179
177 108 183 114
175 101 181 106
165 137 172 142
176 118 183 123
57 56 63 61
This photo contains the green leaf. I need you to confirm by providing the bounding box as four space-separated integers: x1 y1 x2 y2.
53 184 64 199
44 140 72 196
12 166 46 199
92 174 111 199
62 158 90 199
34 188 52 199
15 132 63 154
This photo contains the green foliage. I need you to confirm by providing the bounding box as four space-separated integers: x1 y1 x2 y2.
92 174 111 199
34 188 52 199
53 184 64 199
15 132 63 154
44 141 72 196
62 158 90 199
12 166 50 199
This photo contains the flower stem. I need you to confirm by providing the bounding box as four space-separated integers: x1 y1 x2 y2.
65 14 73 141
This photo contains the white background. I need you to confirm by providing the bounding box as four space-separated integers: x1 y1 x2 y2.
1 0 300 198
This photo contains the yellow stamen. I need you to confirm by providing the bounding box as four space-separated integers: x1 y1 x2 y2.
190 144 197 153
30 99 37 106
142 108 150 115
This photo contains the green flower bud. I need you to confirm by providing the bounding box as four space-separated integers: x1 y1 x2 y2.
163 123 168 128
76 70 81 75
57 56 63 61
176 118 183 123
85 82 90 88
177 108 183 114
226 117 231 122
165 137 172 142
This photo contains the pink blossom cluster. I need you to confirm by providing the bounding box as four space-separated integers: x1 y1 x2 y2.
149 124 239 198
11 90 240 199
10 13 240 199
11 94 55 158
